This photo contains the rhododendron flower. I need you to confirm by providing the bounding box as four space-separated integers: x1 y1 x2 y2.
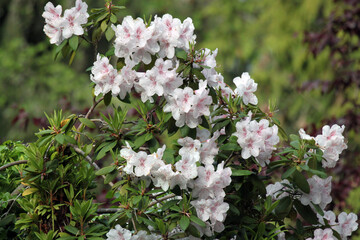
300 175 332 209
233 72 258 105
106 224 132 240
305 228 335 240
334 212 358 239
43 0 88 45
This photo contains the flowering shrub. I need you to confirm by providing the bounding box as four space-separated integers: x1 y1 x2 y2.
0 1 358 239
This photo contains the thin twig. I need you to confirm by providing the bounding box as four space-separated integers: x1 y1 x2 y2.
96 208 123 213
69 144 114 187
0 160 27 171
148 193 176 207
75 96 104 141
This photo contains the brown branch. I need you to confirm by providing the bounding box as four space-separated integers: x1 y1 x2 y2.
148 193 176 207
96 208 124 213
75 96 104 141
69 144 114 187
0 160 27 171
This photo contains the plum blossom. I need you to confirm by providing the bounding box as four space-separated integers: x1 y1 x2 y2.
106 224 132 240
305 228 335 240
233 72 258 105
42 0 88 45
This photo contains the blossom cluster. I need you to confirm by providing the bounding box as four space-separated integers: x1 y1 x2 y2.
120 130 232 237
106 225 160 240
233 111 280 166
112 14 196 64
42 0 88 45
300 124 347 168
266 175 358 239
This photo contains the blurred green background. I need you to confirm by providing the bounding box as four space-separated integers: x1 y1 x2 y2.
0 0 359 232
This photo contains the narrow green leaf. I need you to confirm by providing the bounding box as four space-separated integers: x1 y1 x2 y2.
179 216 190 231
232 169 253 176
69 36 79 51
95 165 116 176
104 92 112 106
293 170 310 194
189 215 206 228
55 134 65 144
79 118 96 129
282 166 296 180
293 200 318 225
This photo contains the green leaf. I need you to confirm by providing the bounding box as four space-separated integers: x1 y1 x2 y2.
100 20 108 32
79 118 96 129
189 215 206 228
110 14 117 24
293 200 318 225
282 166 296 179
212 119 230 133
161 199 179 211
105 27 115 41
95 165 116 176
55 134 65 144
220 142 241 151
231 169 253 176
293 170 310 194
104 92 112 106
64 225 80 235
179 216 190 231
175 48 188 60
69 36 79 51
275 196 293 219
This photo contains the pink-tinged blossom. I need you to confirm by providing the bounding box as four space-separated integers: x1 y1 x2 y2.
191 199 212 222
318 210 337 226
199 131 220 165
315 125 347 168
106 224 132 240
305 228 335 240
334 212 358 239
177 17 196 49
175 154 198 179
62 7 88 39
164 82 212 128
118 59 137 99
42 1 88 45
90 54 122 96
266 179 290 200
300 176 332 209
233 113 279 166
132 151 155 177
151 164 176 191
169 172 188 190
130 230 161 240
42 2 64 45
233 72 258 105
209 197 229 222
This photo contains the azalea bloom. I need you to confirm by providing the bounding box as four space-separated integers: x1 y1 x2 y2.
305 228 335 240
233 72 258 105
106 224 132 240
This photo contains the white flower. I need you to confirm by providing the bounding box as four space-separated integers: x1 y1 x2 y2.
305 228 335 240
106 224 132 240
315 125 347 168
90 54 122 96
266 179 290 200
42 0 88 45
334 212 358 239
151 164 175 191
300 176 332 209
233 72 258 105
